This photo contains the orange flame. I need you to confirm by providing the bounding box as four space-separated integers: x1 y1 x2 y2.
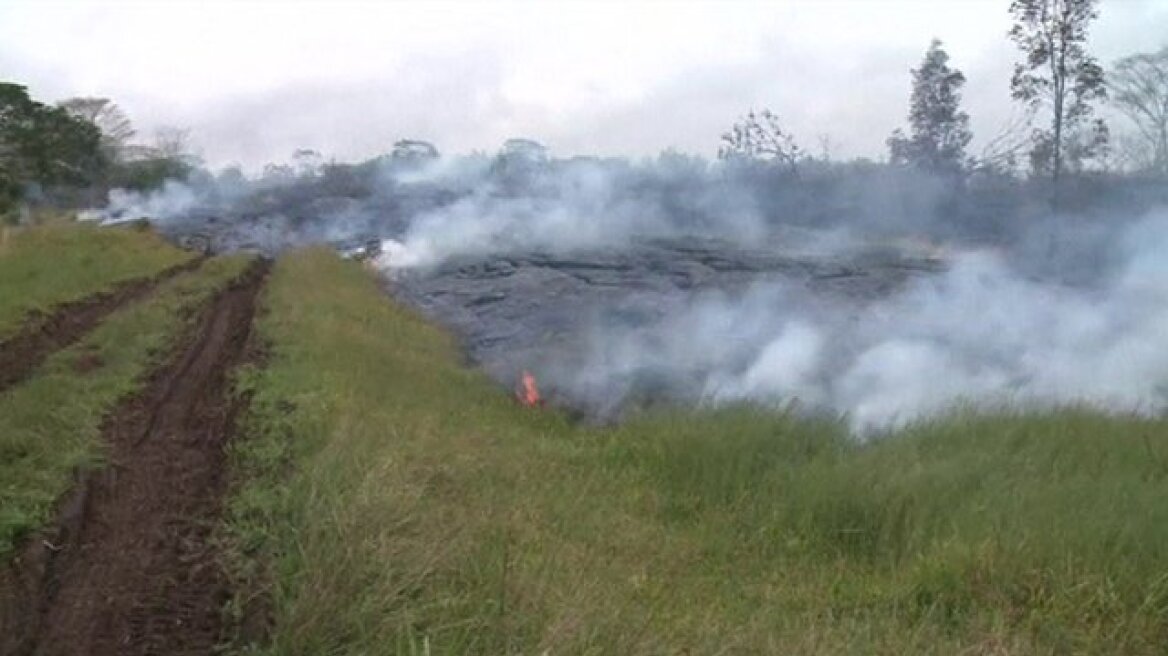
518 370 542 407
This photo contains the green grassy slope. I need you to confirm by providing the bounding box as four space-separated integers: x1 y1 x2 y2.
230 248 1168 655
0 254 254 556
0 222 192 340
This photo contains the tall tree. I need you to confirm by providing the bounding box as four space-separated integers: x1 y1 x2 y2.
887 39 972 176
1109 46 1168 176
1008 0 1107 186
1 83 104 213
57 97 135 161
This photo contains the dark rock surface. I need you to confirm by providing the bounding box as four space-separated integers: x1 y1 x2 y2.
386 238 946 409
146 205 948 416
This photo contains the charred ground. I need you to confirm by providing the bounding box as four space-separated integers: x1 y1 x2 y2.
387 238 947 415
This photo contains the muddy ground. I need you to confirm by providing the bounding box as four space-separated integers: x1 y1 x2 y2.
0 257 205 394
0 260 268 656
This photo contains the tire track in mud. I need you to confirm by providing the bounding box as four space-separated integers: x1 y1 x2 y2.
0 257 206 395
0 259 270 656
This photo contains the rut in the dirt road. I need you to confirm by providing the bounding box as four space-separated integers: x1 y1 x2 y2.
0 260 269 656
0 257 206 394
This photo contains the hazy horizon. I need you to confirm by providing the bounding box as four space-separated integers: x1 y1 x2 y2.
3 0 1165 170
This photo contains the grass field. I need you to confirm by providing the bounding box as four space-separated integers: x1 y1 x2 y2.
0 222 192 341
226 248 1168 654
0 254 253 556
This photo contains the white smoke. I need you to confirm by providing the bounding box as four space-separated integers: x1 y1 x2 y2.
92 180 204 224
78 148 1168 434
559 211 1168 434
374 157 767 270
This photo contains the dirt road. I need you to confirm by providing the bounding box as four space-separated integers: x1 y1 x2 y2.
1 260 268 656
0 257 205 394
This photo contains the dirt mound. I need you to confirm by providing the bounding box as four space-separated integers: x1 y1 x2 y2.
0 257 205 395
0 259 269 656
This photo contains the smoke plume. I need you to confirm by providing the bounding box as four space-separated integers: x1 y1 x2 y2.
554 215 1168 433
84 148 1168 433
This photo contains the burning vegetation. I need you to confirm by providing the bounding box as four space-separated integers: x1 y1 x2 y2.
516 369 542 407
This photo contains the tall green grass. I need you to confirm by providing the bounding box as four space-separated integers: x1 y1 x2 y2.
228 248 1168 654
0 255 253 556
0 222 192 340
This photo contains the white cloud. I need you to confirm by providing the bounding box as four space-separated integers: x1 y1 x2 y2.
1 0 1163 167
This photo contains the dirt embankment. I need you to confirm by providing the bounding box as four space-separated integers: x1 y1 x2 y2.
0 259 269 656
0 257 206 394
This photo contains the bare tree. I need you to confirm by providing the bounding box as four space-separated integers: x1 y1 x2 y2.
815 133 836 163
718 109 801 173
153 126 193 161
1109 46 1168 176
1008 0 1107 186
975 107 1036 175
57 97 135 160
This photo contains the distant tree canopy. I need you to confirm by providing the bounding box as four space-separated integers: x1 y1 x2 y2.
101 126 198 192
5 7 1164 230
499 138 548 163
106 156 193 192
391 139 440 166
718 109 801 173
1110 46 1168 177
289 148 324 177
57 97 135 162
887 39 972 177
0 83 105 216
1008 0 1108 183
490 138 549 189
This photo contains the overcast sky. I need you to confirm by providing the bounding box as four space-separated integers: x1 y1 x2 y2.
2 0 1165 170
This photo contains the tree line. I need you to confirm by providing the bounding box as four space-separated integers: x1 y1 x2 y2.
2 0 1165 225
0 85 195 223
720 0 1168 191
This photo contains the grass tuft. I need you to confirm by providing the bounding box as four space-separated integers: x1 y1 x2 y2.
0 222 192 340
